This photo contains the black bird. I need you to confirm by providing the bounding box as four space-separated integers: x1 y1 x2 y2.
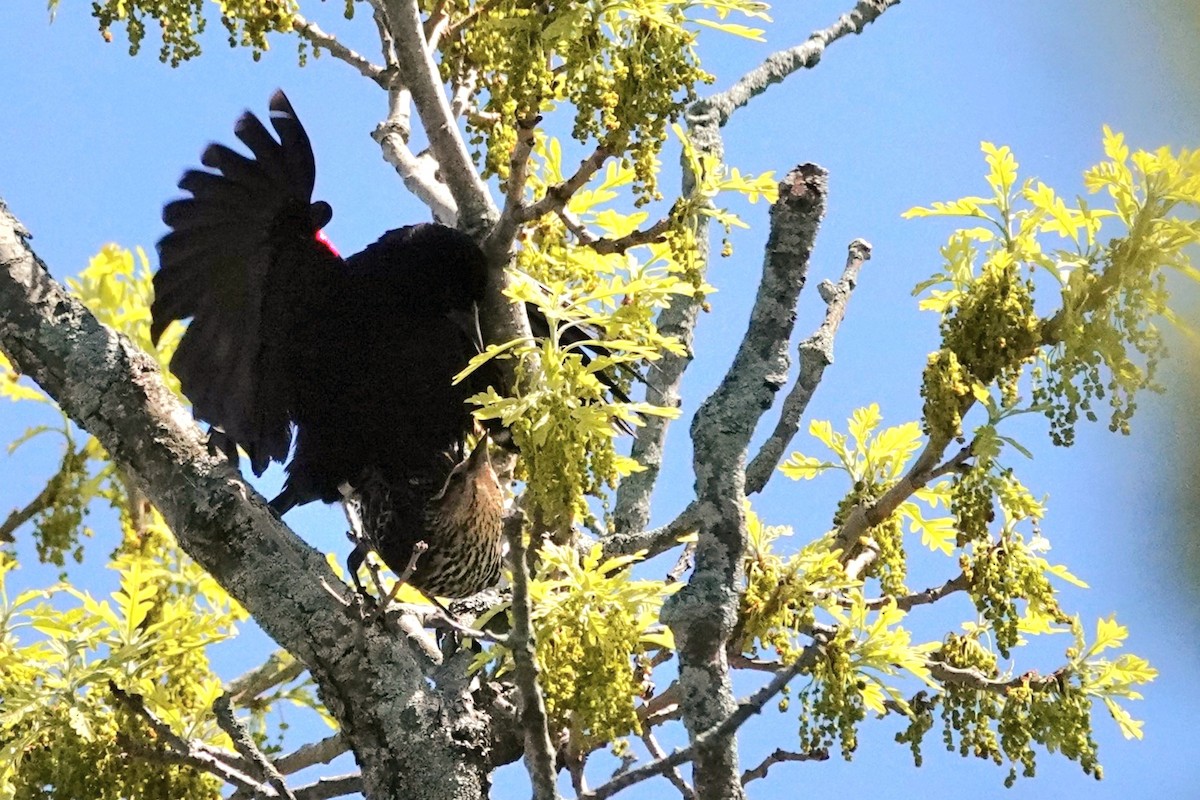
151 90 504 597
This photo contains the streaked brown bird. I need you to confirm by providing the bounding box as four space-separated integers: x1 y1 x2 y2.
347 439 505 599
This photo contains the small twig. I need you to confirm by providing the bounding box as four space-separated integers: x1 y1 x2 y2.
602 499 701 560
292 15 387 87
666 540 695 583
637 681 681 726
739 748 829 785
505 509 560 800
274 733 350 776
214 694 297 800
745 238 871 495
557 208 598 245
380 541 428 606
110 682 266 794
0 475 59 542
928 661 1068 694
587 214 675 256
863 573 970 611
423 598 508 645
519 144 612 223
640 730 695 800
225 649 305 707
366 0 398 70
293 773 363 800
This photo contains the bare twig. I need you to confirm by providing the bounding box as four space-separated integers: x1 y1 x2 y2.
110 682 267 794
215 694 297 800
518 144 612 224
293 774 363 800
640 730 695 800
225 649 305 707
745 238 871 495
588 214 675 256
740 748 829 785
505 510 560 800
0 474 59 543
602 499 701 560
275 733 350 776
703 0 903 127
863 573 970 611
292 15 387 87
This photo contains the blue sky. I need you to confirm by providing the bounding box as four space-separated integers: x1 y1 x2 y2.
1 1 1198 798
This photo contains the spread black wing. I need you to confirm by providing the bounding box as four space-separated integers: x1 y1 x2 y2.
152 90 340 476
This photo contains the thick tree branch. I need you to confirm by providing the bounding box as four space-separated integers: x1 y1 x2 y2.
745 238 870 495
0 200 498 800
614 0 902 539
380 0 496 235
373 87 459 225
292 14 388 87
661 165 828 800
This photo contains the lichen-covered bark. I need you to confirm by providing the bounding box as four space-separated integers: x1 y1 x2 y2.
0 198 501 800
662 167 828 800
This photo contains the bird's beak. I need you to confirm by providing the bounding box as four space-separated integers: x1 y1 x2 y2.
467 436 492 471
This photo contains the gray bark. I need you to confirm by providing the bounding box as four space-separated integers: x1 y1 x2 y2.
0 198 512 800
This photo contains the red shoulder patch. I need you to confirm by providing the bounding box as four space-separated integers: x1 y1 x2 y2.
315 229 340 258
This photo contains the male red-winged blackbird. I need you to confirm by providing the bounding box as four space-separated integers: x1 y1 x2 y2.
152 90 506 597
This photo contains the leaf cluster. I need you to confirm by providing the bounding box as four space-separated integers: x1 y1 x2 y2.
474 542 677 752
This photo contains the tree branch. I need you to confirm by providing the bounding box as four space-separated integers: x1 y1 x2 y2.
703 0 903 127
274 733 350 776
291 14 387 87
215 694 297 800
739 748 829 785
225 649 305 707
372 87 459 224
864 572 969 610
0 469 60 543
0 199 499 800
602 499 700 560
110 682 269 795
292 774 363 800
661 164 828 800
380 0 496 234
505 510 560 800
745 238 870 495
615 0 902 536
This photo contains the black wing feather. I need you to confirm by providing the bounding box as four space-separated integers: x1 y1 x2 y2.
152 90 339 476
